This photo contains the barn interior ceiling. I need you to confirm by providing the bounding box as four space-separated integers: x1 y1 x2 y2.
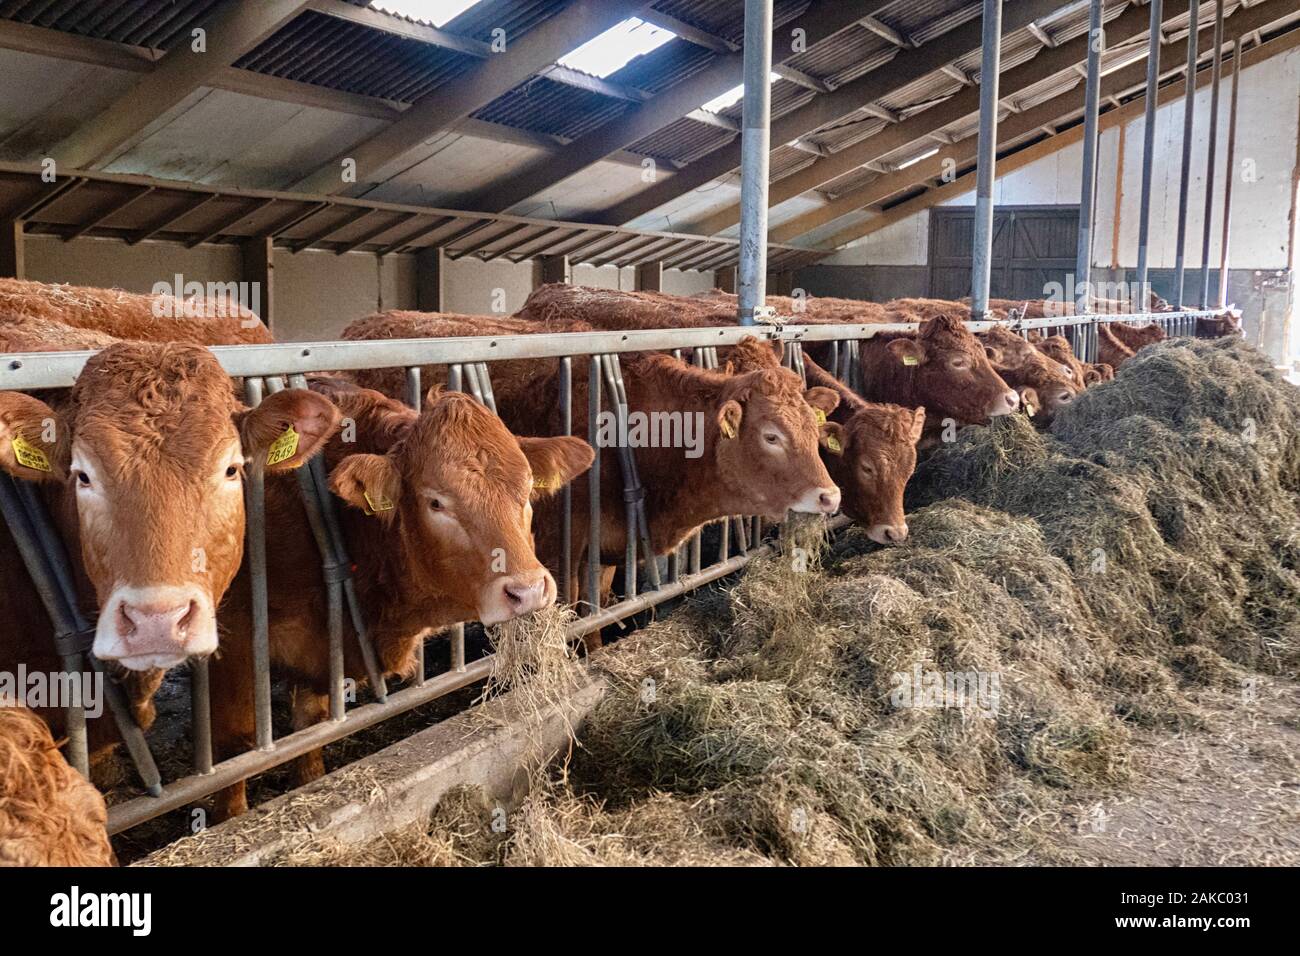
0 0 1296 265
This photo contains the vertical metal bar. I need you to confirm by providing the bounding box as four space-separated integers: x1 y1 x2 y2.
1198 0 1226 307
736 0 773 326
1218 37 1241 311
1172 0 1199 308
970 0 1003 320
586 355 602 615
243 377 274 751
1135 0 1163 295
327 567 345 720
0 476 87 777
559 356 574 605
450 623 465 672
190 658 212 775
405 366 425 687
1076 0 1104 315
448 363 464 391
475 362 498 414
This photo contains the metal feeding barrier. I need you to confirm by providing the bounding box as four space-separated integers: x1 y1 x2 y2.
0 308 1228 835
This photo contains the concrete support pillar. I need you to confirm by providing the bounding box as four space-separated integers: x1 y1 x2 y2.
0 220 24 279
241 235 274 332
416 246 445 312
534 254 571 286
634 261 663 292
715 265 737 294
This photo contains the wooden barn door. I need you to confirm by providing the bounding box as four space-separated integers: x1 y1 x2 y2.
927 205 1079 300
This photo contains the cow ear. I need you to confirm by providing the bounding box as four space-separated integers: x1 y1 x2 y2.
819 421 846 455
717 399 743 439
909 407 926 444
887 338 926 367
0 392 68 482
803 386 839 417
517 436 594 499
983 345 1003 364
241 389 341 472
330 453 401 522
1083 366 1104 386
1017 387 1040 418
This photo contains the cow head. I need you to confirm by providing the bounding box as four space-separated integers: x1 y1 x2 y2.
883 315 1020 424
1084 362 1115 385
823 404 924 544
0 343 339 671
701 351 842 519
330 389 593 626
1031 334 1087 390
982 326 1078 421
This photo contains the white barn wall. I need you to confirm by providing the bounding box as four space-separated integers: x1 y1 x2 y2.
826 50 1300 273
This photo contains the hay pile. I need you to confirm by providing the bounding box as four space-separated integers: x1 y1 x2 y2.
310 337 1300 866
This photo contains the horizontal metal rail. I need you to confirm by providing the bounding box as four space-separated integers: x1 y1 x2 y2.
0 311 1227 390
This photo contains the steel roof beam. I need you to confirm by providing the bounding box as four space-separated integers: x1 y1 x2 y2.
459 0 891 214
51 1 312 170
291 0 650 196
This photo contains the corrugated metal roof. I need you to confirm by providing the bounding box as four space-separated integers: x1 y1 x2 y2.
473 77 633 141
0 0 224 50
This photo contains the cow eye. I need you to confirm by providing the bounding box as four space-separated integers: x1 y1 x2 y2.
225 464 239 479
75 471 91 488
763 432 780 445
428 498 443 512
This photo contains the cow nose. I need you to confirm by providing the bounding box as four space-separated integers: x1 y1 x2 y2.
116 600 197 648
868 522 908 545
817 488 841 514
498 573 553 618
989 389 1020 416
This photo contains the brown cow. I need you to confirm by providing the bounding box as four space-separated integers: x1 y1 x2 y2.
342 311 842 595
797 356 923 543
0 334 337 750
1097 323 1136 369
209 383 593 818
1107 322 1166 353
1029 333 1113 389
979 326 1079 421
519 285 1015 442
823 313 1021 431
0 702 113 866
0 277 273 345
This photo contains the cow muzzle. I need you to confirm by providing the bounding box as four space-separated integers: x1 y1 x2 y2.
867 522 908 545
94 585 217 671
479 568 556 625
789 485 841 516
988 389 1020 417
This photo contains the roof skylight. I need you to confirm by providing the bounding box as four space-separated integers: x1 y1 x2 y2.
556 17 676 78
700 73 780 114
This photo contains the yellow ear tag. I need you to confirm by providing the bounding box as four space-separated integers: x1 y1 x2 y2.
1026 404 1036 418
813 408 827 424
265 426 300 467
362 491 394 515
902 355 919 367
825 434 843 455
11 434 51 473
720 420 737 439
532 474 557 492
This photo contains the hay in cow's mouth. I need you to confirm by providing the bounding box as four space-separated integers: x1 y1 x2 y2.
476 604 582 745
287 337 1300 866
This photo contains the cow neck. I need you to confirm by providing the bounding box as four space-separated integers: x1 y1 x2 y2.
338 506 462 650
804 356 864 425
858 337 923 411
622 363 730 553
